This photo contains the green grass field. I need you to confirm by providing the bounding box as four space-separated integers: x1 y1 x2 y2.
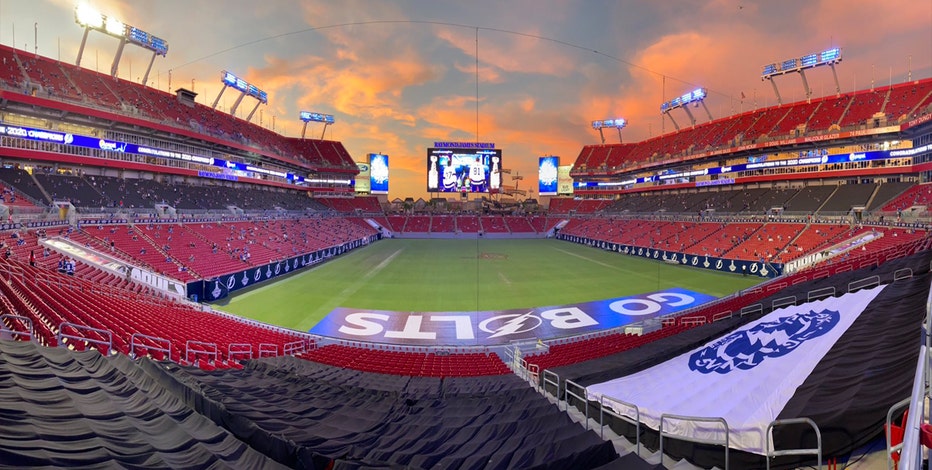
216 239 764 332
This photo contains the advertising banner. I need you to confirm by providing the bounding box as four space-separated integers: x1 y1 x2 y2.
558 234 783 278
188 237 374 302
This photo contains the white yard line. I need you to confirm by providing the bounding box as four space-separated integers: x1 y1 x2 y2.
307 247 404 312
554 247 661 282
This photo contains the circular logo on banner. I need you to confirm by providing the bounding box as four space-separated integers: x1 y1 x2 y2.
478 313 542 338
688 309 840 374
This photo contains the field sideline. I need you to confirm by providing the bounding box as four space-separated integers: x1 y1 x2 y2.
216 238 764 332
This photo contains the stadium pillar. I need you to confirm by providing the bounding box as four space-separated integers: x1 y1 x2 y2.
211 86 226 109
700 101 714 122
682 106 697 126
245 101 262 122
110 37 126 77
141 51 156 87
75 27 90 66
798 69 812 99
229 90 247 115
665 112 680 131
767 78 783 105
829 64 841 96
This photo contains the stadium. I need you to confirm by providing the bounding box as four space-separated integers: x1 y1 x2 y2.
0 1 930 469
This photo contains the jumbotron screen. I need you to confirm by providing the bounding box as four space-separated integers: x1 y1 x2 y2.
426 148 502 193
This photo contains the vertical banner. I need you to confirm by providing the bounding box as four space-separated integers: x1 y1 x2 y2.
538 156 559 196
369 153 389 194
355 162 371 194
557 165 574 195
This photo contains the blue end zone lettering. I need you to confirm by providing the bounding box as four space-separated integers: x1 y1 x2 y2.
310 288 717 346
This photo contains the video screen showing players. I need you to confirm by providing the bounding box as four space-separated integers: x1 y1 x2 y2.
426 148 502 193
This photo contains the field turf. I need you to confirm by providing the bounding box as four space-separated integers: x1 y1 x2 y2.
217 238 764 332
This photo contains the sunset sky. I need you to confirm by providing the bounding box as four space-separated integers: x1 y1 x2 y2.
2 1 931 199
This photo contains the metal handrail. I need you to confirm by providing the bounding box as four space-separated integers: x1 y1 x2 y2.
283 340 306 355
57 322 112 352
772 295 797 309
184 340 218 363
807 286 836 301
599 394 640 455
258 343 278 358
659 414 729 470
129 333 171 359
765 417 822 470
886 396 912 470
227 343 253 361
542 370 560 401
0 314 33 341
848 275 880 293
564 379 588 429
898 344 930 470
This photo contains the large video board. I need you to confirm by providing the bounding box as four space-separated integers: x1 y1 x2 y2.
427 148 502 193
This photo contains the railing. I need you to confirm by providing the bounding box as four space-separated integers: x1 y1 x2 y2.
564 379 589 429
848 275 880 292
283 340 307 356
57 322 112 352
258 343 279 358
765 418 822 470
659 414 729 470
0 314 33 341
772 295 797 309
599 395 640 454
184 340 218 363
129 333 171 359
542 369 561 402
887 396 913 470
894 267 914 280
228 343 253 361
807 286 835 301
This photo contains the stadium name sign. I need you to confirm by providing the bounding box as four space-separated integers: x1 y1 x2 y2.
432 141 496 149
309 288 716 346
557 234 783 278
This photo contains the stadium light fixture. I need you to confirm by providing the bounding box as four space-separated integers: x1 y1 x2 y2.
104 17 124 36
74 4 168 83
75 4 103 29
761 47 842 104
212 71 268 122
659 87 712 130
299 111 336 139
590 118 627 144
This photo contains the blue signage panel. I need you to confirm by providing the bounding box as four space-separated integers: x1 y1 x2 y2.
188 236 376 302
557 234 783 278
539 156 559 196
369 153 389 194
0 124 305 182
309 288 717 346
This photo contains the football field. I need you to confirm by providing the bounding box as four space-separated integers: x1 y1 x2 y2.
217 238 764 332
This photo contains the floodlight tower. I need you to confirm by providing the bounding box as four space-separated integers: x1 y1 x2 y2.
212 71 268 121
74 4 168 82
299 111 335 139
761 47 842 104
591 118 627 144
660 88 712 130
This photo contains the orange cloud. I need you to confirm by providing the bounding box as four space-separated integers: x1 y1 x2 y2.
434 26 578 78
